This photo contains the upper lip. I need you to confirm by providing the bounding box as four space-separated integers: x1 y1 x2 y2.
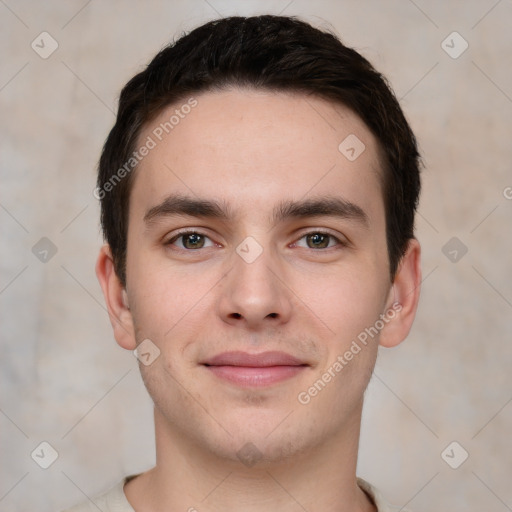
202 351 307 367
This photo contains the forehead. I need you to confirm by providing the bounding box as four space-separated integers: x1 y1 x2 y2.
130 88 384 225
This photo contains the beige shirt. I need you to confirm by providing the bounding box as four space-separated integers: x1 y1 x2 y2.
62 475 411 512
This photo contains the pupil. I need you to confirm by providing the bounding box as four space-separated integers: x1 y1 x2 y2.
309 233 328 249
186 233 203 248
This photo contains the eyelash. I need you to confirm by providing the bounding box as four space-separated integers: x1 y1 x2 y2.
165 229 347 251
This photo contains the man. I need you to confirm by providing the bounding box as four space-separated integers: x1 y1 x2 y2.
66 14 421 512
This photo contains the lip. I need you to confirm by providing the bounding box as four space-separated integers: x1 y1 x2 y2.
203 351 306 367
202 351 308 388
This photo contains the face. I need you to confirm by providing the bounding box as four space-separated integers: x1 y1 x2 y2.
110 88 405 465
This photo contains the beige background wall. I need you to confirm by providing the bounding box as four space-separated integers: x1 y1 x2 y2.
1 1 511 511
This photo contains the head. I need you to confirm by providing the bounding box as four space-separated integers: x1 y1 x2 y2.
96 15 421 467
97 15 420 286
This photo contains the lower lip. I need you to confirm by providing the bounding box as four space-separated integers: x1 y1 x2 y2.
205 365 306 387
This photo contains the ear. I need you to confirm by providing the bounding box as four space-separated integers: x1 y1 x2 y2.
379 238 421 348
95 244 136 350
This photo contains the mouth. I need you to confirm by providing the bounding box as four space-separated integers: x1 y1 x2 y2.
201 351 309 388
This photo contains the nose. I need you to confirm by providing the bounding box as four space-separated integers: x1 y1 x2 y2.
216 243 292 331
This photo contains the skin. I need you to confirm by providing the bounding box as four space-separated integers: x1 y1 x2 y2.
96 87 421 512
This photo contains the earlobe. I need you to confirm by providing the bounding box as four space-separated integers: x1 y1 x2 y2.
95 244 136 350
379 238 421 348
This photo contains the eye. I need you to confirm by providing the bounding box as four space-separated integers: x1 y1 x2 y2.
165 229 346 252
166 231 215 250
294 231 345 250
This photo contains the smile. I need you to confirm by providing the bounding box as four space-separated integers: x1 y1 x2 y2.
202 351 309 387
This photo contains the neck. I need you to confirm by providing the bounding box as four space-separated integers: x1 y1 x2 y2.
125 404 375 512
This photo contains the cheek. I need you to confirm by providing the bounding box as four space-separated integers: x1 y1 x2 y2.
296 265 388 343
127 252 198 328
127 258 224 365
298 266 386 412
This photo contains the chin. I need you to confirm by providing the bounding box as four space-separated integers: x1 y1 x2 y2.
198 412 319 469
203 434 307 469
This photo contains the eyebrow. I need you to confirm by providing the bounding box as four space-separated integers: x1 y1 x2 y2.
143 193 369 228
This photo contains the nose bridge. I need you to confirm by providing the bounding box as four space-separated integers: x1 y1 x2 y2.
218 236 291 327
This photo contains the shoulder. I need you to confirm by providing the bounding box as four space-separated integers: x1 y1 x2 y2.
357 477 413 512
61 475 138 512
